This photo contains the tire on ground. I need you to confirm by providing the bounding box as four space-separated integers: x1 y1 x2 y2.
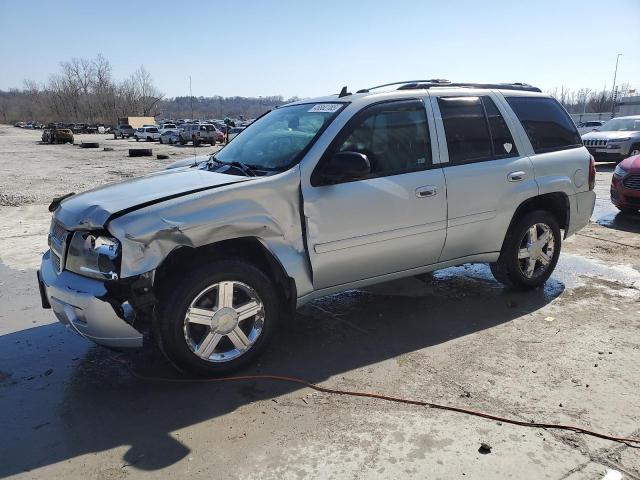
490 210 561 289
80 142 99 148
157 259 280 377
129 148 153 157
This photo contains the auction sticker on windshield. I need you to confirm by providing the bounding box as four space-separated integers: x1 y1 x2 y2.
308 104 343 113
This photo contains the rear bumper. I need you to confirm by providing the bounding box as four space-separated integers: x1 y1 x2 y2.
39 250 143 349
566 190 596 237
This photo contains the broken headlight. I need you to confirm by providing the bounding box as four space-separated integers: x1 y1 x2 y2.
65 232 121 281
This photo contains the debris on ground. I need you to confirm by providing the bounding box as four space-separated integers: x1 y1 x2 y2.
478 442 492 454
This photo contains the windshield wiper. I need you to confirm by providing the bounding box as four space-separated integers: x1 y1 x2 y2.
220 160 256 177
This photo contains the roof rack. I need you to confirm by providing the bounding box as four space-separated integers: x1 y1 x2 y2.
356 80 541 94
397 81 541 93
356 79 450 93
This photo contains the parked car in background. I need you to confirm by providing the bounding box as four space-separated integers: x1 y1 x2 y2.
134 126 160 141
14 122 26 128
39 81 596 376
227 126 245 142
577 120 605 135
42 128 74 144
97 124 106 134
179 123 218 146
159 130 180 144
582 116 640 162
114 124 135 139
611 154 640 213
72 124 86 134
159 123 177 133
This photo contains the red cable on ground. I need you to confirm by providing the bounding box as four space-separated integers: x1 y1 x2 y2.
115 357 640 448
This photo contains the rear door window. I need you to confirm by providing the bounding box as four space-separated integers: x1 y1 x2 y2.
505 96 581 154
438 96 519 164
438 97 492 164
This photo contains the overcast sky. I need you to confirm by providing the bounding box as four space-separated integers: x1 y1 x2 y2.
1 0 638 98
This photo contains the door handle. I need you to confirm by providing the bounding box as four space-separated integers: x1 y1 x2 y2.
507 171 527 182
415 186 437 198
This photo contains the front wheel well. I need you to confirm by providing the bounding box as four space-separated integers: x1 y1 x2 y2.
153 237 296 315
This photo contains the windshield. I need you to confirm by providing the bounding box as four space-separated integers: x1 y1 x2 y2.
214 102 346 171
599 118 640 132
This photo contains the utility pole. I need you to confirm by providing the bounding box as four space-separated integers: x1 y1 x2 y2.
189 76 194 120
610 53 622 118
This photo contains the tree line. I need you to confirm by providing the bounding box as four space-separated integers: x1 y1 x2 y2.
550 83 635 114
0 54 635 124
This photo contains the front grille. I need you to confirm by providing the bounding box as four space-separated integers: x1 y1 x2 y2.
51 220 67 244
51 251 61 271
49 220 70 273
584 139 608 147
623 174 640 191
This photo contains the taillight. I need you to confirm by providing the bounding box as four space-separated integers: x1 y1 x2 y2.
588 154 596 191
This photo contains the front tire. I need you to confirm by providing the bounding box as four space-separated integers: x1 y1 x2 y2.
157 259 279 376
490 210 561 289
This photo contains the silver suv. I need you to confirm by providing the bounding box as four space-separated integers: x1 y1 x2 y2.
38 80 596 376
581 115 640 162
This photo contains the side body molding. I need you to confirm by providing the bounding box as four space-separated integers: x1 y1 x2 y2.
107 168 314 297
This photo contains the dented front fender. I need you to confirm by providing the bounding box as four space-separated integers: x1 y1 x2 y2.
107 167 314 298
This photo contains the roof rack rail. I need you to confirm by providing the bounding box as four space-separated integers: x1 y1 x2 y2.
356 79 450 94
397 81 541 93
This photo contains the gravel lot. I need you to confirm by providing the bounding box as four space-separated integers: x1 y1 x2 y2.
0 125 639 479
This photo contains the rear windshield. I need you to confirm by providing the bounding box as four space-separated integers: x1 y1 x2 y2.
505 97 581 154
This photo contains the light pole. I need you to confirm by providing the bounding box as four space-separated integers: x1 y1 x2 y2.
610 53 622 118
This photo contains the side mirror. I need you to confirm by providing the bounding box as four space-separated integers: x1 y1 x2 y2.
319 152 371 184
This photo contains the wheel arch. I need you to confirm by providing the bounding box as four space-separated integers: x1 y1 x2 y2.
154 236 297 315
502 192 570 250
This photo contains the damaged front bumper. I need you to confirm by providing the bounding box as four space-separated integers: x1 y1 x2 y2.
38 250 143 348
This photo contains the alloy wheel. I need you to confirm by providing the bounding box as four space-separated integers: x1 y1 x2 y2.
517 223 555 279
183 281 265 362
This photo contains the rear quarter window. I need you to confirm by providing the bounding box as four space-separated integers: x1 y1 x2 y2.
505 97 581 154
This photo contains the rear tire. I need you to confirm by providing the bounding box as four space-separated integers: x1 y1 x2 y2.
157 259 279 376
490 210 561 289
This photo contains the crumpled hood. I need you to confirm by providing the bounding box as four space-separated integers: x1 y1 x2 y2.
582 130 640 140
54 167 249 230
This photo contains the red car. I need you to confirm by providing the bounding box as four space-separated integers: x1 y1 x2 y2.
611 154 640 213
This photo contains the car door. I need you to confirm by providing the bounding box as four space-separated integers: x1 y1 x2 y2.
431 92 538 261
301 98 447 290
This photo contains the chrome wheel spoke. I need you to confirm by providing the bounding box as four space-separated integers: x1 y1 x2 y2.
217 281 234 309
525 258 536 277
518 248 530 259
236 300 261 321
228 327 250 351
197 332 222 357
186 306 215 325
527 225 538 244
537 230 551 247
538 251 551 266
